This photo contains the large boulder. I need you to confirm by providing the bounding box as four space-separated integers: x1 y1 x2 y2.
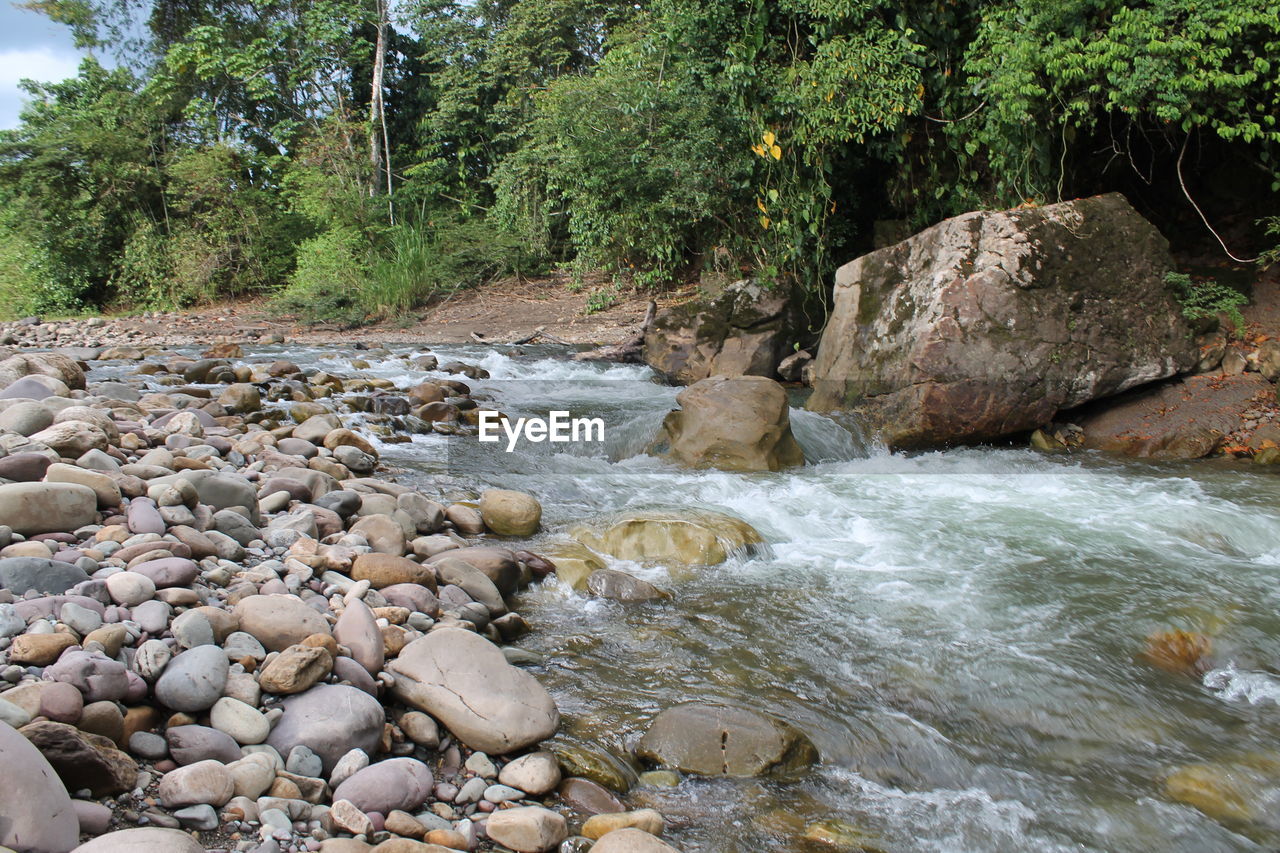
644 279 804 384
635 702 817 778
807 193 1197 448
649 376 804 472
0 720 80 853
570 509 763 568
388 629 558 754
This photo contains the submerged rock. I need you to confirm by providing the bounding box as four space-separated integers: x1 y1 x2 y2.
635 702 818 778
571 509 763 568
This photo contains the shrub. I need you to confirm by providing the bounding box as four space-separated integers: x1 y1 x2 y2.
1165 271 1247 337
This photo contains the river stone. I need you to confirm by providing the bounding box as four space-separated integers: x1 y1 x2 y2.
388 628 558 755
126 497 165 535
157 759 235 807
265 684 385 774
484 806 568 853
635 703 817 778
479 490 542 537
806 193 1198 449
582 810 666 840
45 462 121 508
152 470 261 524
350 514 406 555
650 376 804 472
571 509 763 568
350 553 436 590
10 633 78 666
379 583 440 615
1163 762 1271 824
19 720 138 796
0 556 90 594
499 751 562 796
589 828 681 852
431 557 506 615
218 383 261 413
71 827 206 853
165 724 242 765
0 482 97 536
330 757 434 813
0 716 80 853
154 645 230 712
44 650 130 702
257 644 332 694
587 569 670 602
0 451 53 481
208 696 270 745
130 556 199 588
28 421 109 456
233 594 331 651
427 546 520 595
334 598 384 675
0 400 53 435
0 352 86 391
0 375 69 400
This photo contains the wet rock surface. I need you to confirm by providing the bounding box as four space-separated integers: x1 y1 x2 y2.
0 340 696 852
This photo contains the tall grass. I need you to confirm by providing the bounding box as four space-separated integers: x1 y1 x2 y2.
276 217 527 325
364 218 524 316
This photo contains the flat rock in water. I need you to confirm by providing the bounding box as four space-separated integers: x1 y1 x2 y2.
589 828 682 852
635 702 817 778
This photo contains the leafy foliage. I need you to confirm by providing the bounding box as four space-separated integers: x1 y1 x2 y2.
1165 272 1248 337
1 0 1278 322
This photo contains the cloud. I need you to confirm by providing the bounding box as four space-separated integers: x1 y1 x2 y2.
0 45 84 129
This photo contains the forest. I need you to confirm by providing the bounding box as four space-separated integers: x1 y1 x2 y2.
0 0 1277 323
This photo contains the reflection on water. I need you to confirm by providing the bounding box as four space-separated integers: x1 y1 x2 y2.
96 344 1280 851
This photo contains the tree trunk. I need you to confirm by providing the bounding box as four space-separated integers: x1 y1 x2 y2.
368 0 392 221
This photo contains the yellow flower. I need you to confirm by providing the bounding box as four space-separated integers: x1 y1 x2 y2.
763 130 776 147
769 144 782 160
751 143 766 157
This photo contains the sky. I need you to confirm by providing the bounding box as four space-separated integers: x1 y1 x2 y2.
0 3 86 130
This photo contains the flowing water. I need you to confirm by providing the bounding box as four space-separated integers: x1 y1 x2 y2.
114 345 1280 851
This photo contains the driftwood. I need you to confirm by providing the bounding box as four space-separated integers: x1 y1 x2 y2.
572 300 657 363
471 326 575 346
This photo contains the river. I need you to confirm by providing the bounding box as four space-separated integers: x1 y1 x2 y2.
195 345 1280 851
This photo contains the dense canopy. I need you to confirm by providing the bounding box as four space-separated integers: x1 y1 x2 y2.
1 0 1277 320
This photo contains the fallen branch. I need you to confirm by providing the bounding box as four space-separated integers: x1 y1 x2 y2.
572 300 657 363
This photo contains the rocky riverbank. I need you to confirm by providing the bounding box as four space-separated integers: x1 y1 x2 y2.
0 343 689 853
